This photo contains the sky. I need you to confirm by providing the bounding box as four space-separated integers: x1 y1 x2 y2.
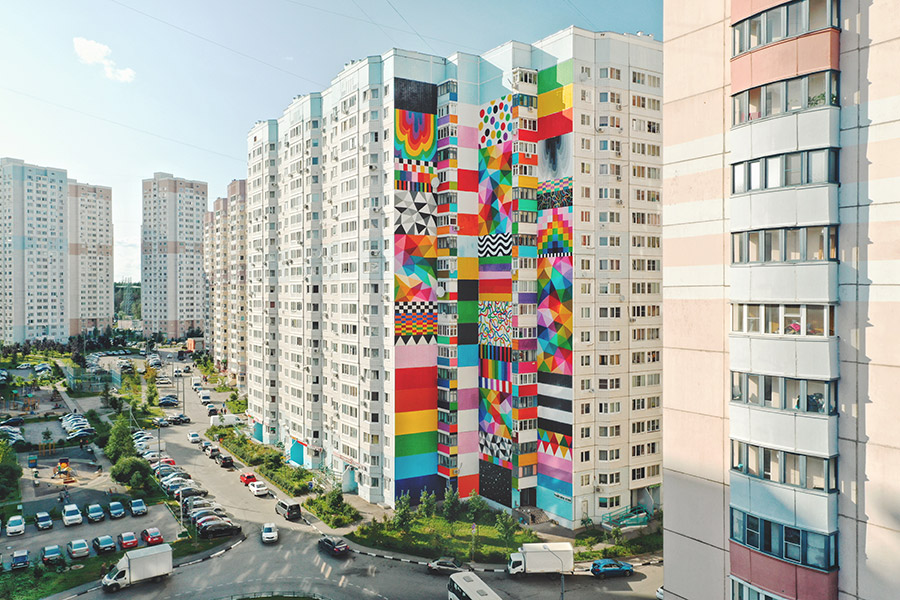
0 0 662 281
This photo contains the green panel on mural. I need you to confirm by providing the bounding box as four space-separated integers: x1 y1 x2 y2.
396 430 438 457
479 255 511 266
538 59 573 94
458 300 478 322
517 199 538 212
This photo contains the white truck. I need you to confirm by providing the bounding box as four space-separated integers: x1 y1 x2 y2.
507 542 574 576
101 544 173 592
191 376 203 390
210 414 244 427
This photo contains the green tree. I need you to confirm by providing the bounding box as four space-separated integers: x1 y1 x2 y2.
442 486 461 521
466 490 489 523
419 489 437 517
105 414 136 464
326 489 345 512
392 491 414 534
109 393 122 413
263 451 283 472
100 383 111 408
41 428 52 442
495 511 518 553
145 380 158 406
110 456 153 491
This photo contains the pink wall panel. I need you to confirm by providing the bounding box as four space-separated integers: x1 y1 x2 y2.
729 541 837 600
730 29 840 94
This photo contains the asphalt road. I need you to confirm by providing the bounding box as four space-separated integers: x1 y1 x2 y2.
72 360 662 600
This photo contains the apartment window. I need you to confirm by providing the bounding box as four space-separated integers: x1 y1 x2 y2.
732 225 837 264
730 508 838 570
598 496 621 508
732 148 838 194
732 303 836 338
732 71 838 125
733 0 839 56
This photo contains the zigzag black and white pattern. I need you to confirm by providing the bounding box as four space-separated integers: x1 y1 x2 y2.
478 233 512 257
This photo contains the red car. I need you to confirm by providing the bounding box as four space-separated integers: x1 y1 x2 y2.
151 458 176 468
140 527 164 545
239 472 257 485
117 531 139 549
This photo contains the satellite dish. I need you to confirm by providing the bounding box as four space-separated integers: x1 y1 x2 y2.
436 286 445 297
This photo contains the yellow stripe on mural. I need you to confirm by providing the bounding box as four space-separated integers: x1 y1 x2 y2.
537 84 572 118
395 409 438 435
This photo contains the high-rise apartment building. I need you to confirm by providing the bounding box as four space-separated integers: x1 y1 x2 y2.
663 2 899 599
67 181 114 335
203 179 248 389
141 172 207 340
0 158 113 343
243 27 662 527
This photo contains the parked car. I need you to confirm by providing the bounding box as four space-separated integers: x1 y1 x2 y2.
130 498 148 516
152 417 170 427
239 472 257 485
275 499 302 521
216 454 234 468
190 508 228 526
62 504 83 526
206 446 220 459
10 549 29 570
591 559 634 579
35 512 53 530
196 515 230 528
207 406 219 417
140 527 164 545
107 501 126 519
427 556 467 574
117 531 139 549
87 504 106 522
175 486 208 501
248 481 268 497
92 535 117 554
67 539 90 559
198 441 212 452
198 520 241 539
0 417 24 427
261 522 279 544
41 545 64 565
6 514 25 536
188 432 201 443
158 398 178 408
318 536 350 556
657 587 665 600
171 414 191 424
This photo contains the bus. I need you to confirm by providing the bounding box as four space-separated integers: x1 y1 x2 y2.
448 571 502 600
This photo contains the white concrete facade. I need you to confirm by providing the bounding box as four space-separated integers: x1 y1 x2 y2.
141 172 207 340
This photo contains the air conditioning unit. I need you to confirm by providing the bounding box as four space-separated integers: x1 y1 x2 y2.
368 165 377 170
616 199 624 205
369 250 379 257
596 127 604 133
616 176 623 181
616 104 622 110
629 318 637 323
615 151 622 157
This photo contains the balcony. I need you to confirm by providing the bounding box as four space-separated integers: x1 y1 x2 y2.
729 107 840 165
729 334 839 380
730 403 837 457
730 472 837 534
730 184 838 232
730 262 838 304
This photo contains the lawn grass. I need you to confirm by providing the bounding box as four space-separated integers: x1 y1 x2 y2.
573 531 663 561
346 515 539 563
0 552 122 600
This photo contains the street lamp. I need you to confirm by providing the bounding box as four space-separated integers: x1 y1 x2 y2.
543 544 565 600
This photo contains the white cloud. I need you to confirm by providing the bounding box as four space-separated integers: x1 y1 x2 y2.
73 37 136 83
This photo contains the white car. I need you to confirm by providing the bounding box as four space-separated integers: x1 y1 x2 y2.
187 432 201 443
657 587 665 600
62 504 83 526
261 522 279 544
248 481 269 497
5 514 25 536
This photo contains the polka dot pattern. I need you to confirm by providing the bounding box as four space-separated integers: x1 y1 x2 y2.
478 95 513 147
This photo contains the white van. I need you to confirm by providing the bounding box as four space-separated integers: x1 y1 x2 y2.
199 390 212 404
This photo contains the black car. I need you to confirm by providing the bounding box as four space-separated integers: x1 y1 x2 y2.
10 550 29 570
168 413 190 424
216 455 234 468
107 501 127 519
92 535 117 554
207 407 219 417
0 417 24 427
159 398 178 407
198 521 241 539
318 536 350 556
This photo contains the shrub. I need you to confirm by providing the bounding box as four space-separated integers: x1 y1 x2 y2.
111 456 153 491
303 489 361 528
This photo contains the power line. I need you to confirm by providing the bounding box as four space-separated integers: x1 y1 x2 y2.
564 0 599 31
106 0 327 87
279 0 482 53
0 86 245 163
351 0 398 47
383 0 437 54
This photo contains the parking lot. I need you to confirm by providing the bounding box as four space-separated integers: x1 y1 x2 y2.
0 501 180 568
